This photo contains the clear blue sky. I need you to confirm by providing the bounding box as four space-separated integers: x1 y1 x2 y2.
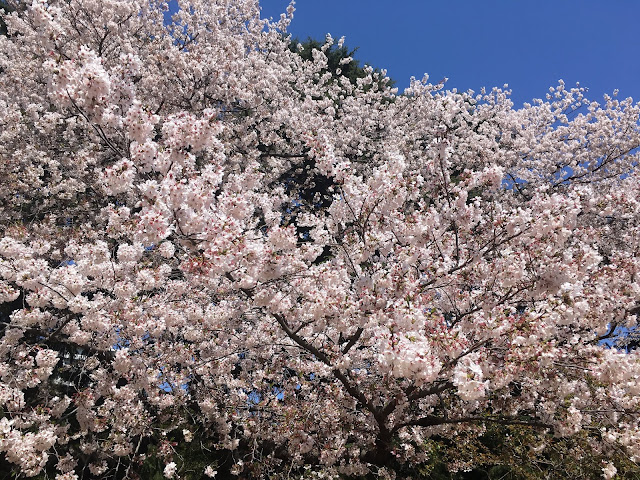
261 1 640 107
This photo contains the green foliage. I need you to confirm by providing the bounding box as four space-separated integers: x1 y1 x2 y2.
289 36 395 88
0 1 10 37
410 424 640 480
0 0 16 37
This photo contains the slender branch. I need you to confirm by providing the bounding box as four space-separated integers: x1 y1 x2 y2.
406 380 454 402
378 381 455 420
272 313 330 363
259 152 308 159
596 322 618 342
341 327 363 354
66 91 124 158
272 312 381 422
393 414 551 433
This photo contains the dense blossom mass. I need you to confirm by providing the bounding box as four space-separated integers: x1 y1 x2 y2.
1 0 640 478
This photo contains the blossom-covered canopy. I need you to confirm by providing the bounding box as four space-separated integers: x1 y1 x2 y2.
0 0 639 478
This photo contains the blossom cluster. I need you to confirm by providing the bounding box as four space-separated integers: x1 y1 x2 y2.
0 0 639 478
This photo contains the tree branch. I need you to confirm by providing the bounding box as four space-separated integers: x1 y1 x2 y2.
394 414 551 433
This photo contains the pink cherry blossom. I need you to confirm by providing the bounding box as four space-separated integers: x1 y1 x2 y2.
0 0 639 477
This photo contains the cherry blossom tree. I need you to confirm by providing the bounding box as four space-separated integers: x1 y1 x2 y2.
1 1 640 478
